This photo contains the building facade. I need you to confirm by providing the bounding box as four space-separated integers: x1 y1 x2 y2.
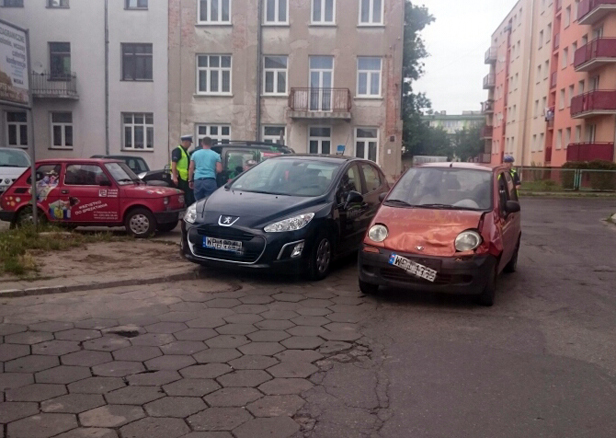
0 0 169 168
168 0 404 179
422 111 484 135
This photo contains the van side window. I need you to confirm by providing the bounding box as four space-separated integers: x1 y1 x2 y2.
337 165 362 204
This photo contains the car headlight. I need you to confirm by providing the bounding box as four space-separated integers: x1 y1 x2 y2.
184 203 197 224
264 213 315 233
368 224 388 242
455 230 482 252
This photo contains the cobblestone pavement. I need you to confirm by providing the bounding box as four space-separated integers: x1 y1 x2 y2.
0 260 387 438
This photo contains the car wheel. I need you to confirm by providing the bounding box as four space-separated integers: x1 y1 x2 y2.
308 232 332 281
359 279 379 295
14 206 47 228
476 264 497 307
157 221 178 233
125 208 156 238
504 237 520 273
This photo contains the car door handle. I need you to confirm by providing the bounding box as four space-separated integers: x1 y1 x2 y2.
61 189 69 194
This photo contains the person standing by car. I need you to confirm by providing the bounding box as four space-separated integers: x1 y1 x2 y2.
171 135 194 205
503 155 521 193
189 136 222 201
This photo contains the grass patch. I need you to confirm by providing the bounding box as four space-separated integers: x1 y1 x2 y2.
519 180 567 192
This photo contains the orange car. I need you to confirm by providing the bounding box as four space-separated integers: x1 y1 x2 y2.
358 163 521 306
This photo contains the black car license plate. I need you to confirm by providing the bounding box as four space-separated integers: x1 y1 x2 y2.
204 236 243 253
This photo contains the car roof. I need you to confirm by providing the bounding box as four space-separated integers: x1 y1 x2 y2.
417 162 502 172
36 158 122 165
269 154 364 164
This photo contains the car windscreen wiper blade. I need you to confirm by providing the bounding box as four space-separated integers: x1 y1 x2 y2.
417 203 472 210
384 198 415 207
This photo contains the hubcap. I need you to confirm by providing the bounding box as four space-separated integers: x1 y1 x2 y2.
129 214 150 235
316 238 331 273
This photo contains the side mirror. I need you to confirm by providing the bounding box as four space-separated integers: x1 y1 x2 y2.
99 179 112 187
345 190 363 208
505 200 521 213
378 192 387 203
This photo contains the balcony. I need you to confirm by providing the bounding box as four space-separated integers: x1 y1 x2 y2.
553 33 560 51
288 88 351 120
550 71 558 89
481 100 494 113
30 71 79 100
485 47 497 64
567 142 614 161
574 38 616 71
545 147 553 163
480 126 493 139
545 106 555 128
570 90 616 118
577 0 616 25
483 74 495 89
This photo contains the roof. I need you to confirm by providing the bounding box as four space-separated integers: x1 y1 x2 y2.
418 162 500 172
36 158 122 165
273 154 356 163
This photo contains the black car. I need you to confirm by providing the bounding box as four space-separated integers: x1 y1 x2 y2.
181 155 390 280
90 155 150 174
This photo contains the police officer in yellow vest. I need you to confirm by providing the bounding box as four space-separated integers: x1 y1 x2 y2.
503 155 521 192
171 134 194 205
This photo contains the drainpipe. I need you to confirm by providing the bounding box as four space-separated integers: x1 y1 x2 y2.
255 0 263 141
104 0 110 154
520 0 536 169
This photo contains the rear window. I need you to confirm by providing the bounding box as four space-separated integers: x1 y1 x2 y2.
0 149 30 168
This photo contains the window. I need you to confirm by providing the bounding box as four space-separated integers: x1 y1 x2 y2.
50 112 73 149
359 0 383 25
578 80 585 95
197 55 232 94
562 48 568 68
198 0 231 24
565 6 571 27
50 42 71 79
355 127 378 162
360 163 382 193
568 85 574 106
571 42 577 64
515 73 519 90
122 44 153 81
65 165 107 186
556 129 562 149
6 112 28 148
544 60 549 79
48 0 69 7
264 0 288 25
575 126 581 142
547 24 552 42
539 133 544 151
337 165 361 203
539 31 544 48
197 124 231 144
532 134 537 151
575 0 580 19
565 128 571 148
263 126 285 144
308 127 331 155
123 113 154 150
1 0 23 6
512 105 517 121
582 35 588 46
542 96 547 113
126 0 148 9
263 56 287 95
312 0 335 24
534 100 539 117
357 57 381 97
559 89 565 109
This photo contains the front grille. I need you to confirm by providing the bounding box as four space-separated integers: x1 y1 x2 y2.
193 245 264 263
192 225 265 263
197 225 254 241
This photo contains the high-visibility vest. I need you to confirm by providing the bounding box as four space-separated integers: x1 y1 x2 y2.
171 146 189 180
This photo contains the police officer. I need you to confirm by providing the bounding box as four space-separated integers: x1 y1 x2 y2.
171 134 194 205
503 155 521 191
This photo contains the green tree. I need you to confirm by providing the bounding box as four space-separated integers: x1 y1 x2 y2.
452 124 485 162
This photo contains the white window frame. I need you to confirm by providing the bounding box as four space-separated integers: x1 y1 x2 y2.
5 111 28 148
356 57 382 98
264 0 288 25
198 0 231 25
308 126 332 155
358 0 384 26
48 0 69 8
263 56 288 96
125 0 147 9
122 112 154 151
196 124 231 144
311 0 336 25
50 112 73 150
262 125 286 144
196 55 232 95
354 127 379 163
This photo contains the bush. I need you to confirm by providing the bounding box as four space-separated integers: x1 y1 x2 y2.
562 160 616 191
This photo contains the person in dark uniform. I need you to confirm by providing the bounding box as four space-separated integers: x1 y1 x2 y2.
170 134 194 205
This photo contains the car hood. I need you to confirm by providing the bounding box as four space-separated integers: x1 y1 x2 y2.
373 205 484 257
123 185 183 198
0 167 28 183
199 189 327 229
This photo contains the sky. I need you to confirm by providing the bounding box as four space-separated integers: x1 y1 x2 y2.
413 0 519 115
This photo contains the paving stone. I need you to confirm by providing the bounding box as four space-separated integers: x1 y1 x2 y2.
104 386 165 405
331 296 364 305
272 293 305 303
210 291 247 299
79 405 145 428
303 290 335 299
41 394 106 414
286 326 328 337
145 355 196 371
267 362 318 378
145 396 207 418
75 319 119 330
6 384 67 402
205 334 250 349
215 324 257 336
160 341 207 355
158 312 203 323
187 408 252 431
0 323 26 336
0 373 34 392
55 329 102 342
186 318 226 329
126 370 182 386
238 295 275 305
320 331 363 341
260 310 299 320
7 413 78 438
82 336 131 352
33 340 81 356
238 342 285 356
54 428 119 438
290 316 330 327
328 304 374 314
193 348 242 364
68 377 125 394
120 417 190 438
268 302 301 312
5 355 59 373
179 433 233 438
5 331 54 345
112 346 162 362
258 378 313 395
222 314 263 325
130 333 176 346
217 370 272 388
325 312 366 323
205 298 242 308
254 320 295 330
0 401 39 423
233 305 269 315
275 350 323 363
163 378 220 397
280 336 324 350
169 302 206 312
229 355 278 370
180 364 233 379
175 328 219 341
299 299 333 308
295 307 332 317
204 388 262 407
36 365 91 384
29 322 74 332
323 322 360 332
246 330 290 342
92 361 145 377
318 341 353 354
0 343 30 362
61 351 113 367
233 417 300 438
145 322 188 334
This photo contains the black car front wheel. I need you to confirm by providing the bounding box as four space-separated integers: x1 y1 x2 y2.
307 232 332 281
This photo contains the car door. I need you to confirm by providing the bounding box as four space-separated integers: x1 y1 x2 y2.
335 163 365 254
358 162 387 232
61 164 120 223
27 163 63 222
497 170 519 271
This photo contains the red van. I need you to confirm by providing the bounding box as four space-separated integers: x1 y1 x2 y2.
0 159 184 237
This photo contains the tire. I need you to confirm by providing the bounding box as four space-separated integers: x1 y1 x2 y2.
504 237 520 273
13 206 47 228
359 279 379 295
307 232 333 281
476 264 497 307
125 208 156 238
157 220 178 233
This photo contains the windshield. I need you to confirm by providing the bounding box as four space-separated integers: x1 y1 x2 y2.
387 167 493 210
231 158 341 197
0 149 30 168
105 162 140 185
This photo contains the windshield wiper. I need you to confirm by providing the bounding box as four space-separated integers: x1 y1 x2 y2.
116 178 135 183
417 203 474 210
384 199 415 207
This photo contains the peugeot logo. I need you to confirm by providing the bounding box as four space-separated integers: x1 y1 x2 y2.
416 246 424 251
218 215 240 227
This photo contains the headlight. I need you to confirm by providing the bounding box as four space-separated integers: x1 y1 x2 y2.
264 213 315 233
184 203 197 224
368 224 388 242
455 230 482 252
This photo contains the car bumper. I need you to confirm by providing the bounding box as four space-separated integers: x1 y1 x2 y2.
358 245 496 295
154 209 184 224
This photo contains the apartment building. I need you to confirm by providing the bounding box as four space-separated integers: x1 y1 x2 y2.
168 0 405 179
422 111 484 136
0 0 169 168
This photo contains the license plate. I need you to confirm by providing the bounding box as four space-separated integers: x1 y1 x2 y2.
204 236 243 253
388 254 437 282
